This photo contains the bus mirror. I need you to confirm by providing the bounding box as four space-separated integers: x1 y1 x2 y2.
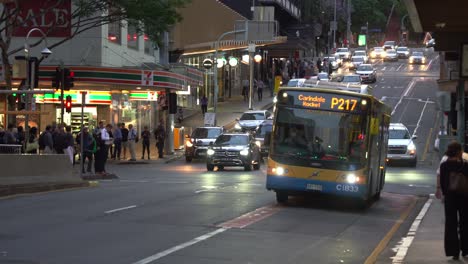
264 131 271 146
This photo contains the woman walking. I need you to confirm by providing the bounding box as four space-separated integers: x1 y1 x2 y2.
438 141 468 260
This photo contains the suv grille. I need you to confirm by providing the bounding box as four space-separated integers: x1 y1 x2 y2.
388 146 407 154
214 150 240 157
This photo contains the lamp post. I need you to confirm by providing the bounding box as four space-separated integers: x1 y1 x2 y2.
24 28 52 149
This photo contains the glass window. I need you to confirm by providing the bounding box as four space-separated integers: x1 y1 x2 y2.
127 25 139 50
271 107 368 169
342 75 361 83
144 34 154 55
192 128 222 139
389 129 410 139
240 112 265 120
256 123 272 137
108 21 121 44
215 135 249 145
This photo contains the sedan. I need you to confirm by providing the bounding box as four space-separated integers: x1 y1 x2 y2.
409 51 426 64
383 49 398 61
370 47 385 59
206 133 261 171
340 74 361 85
396 47 410 58
356 64 377 83
234 110 272 132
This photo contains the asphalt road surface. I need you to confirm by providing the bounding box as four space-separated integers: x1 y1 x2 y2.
0 48 442 264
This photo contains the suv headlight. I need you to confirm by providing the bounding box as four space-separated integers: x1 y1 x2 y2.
235 123 242 130
207 149 215 156
240 149 249 156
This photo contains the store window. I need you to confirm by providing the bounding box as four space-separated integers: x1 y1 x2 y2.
127 25 139 50
144 34 154 55
108 21 121 44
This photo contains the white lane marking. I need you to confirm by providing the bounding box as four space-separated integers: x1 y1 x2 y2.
382 66 387 71
105 205 137 214
119 180 150 183
396 64 403 71
391 196 433 263
391 78 416 116
132 228 228 264
411 98 430 138
390 66 396 71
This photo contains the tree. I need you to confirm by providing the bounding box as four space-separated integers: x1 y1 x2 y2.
0 0 190 122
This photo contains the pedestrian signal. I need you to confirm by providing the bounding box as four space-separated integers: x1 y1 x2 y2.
65 95 72 113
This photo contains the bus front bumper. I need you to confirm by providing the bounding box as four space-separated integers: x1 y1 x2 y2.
266 175 367 198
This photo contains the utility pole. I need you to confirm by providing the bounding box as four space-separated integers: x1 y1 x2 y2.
333 0 337 49
346 0 351 47
248 43 255 110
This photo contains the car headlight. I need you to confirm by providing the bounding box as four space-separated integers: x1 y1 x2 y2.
345 174 360 184
382 52 387 57
186 140 193 147
240 149 249 156
207 149 215 156
255 140 261 147
331 61 337 66
409 57 414 63
370 52 376 58
234 123 241 130
422 58 426 63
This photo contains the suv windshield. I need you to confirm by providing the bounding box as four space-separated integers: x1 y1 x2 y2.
389 129 410 139
352 57 364 62
192 128 221 139
215 135 249 146
397 47 408 51
337 48 348 52
354 51 366 56
271 107 368 170
413 52 423 56
240 112 265 120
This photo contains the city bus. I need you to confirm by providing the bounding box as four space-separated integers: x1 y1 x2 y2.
265 83 391 204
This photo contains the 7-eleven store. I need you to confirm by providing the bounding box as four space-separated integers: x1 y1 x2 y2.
4 65 203 134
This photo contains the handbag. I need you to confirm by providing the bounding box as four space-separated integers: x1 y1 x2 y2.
448 163 468 194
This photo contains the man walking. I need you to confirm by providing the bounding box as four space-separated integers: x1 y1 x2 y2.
128 124 137 161
154 121 166 159
242 78 249 102
201 95 208 116
257 79 264 101
40 125 54 154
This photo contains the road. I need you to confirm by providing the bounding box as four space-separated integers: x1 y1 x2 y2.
0 48 441 264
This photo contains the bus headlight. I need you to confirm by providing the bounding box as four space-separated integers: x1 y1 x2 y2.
346 174 360 184
272 166 286 176
234 123 242 130
186 140 193 147
255 140 262 147
240 149 249 156
273 96 277 103
207 149 215 156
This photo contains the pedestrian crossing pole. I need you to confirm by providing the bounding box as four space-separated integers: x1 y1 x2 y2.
248 43 255 110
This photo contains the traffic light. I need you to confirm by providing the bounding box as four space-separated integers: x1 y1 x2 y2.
63 68 74 90
65 95 72 113
52 67 61 90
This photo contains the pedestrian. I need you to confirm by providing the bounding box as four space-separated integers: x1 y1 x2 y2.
76 127 95 174
201 95 208 116
113 124 122 160
120 123 129 160
64 125 75 165
242 79 249 102
128 123 137 161
328 59 333 76
25 127 39 154
154 121 166 159
53 124 67 154
438 141 468 260
3 124 16 144
257 79 264 101
39 125 54 154
141 126 151 160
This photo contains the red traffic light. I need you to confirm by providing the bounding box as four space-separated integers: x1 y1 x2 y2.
69 71 75 78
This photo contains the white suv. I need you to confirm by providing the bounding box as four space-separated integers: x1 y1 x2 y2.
387 123 417 166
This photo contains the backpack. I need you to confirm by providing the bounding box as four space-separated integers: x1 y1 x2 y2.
38 132 46 150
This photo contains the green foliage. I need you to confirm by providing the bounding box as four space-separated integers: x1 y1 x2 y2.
351 0 394 32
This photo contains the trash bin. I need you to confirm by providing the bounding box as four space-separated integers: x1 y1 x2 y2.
173 126 185 150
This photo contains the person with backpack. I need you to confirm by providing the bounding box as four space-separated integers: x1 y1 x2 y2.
39 125 54 154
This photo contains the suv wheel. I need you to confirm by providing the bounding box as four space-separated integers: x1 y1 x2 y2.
409 159 417 167
185 156 192 163
207 164 214 171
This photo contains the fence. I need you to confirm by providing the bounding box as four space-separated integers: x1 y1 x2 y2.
0 144 22 154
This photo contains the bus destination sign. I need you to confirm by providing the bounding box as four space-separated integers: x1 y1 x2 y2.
279 91 365 112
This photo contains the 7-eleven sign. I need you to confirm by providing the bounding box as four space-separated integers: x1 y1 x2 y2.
141 70 154 86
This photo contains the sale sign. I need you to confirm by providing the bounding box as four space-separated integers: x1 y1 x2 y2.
7 0 71 37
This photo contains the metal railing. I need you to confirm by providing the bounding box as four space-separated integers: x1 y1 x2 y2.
0 144 23 154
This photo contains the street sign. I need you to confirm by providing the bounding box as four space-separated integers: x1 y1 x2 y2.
203 58 213 69
330 21 337 31
358 35 366 46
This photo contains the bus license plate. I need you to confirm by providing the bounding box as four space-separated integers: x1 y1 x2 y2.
306 184 322 191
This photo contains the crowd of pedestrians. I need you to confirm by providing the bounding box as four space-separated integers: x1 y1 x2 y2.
0 120 167 175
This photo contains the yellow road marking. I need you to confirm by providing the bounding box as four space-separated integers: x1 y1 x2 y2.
421 127 433 162
364 197 418 264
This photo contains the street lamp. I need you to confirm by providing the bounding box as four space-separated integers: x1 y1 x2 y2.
24 28 52 149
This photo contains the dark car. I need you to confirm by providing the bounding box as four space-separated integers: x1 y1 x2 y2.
254 120 273 157
206 133 261 171
185 127 223 162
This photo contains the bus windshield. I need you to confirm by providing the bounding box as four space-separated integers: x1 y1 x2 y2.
271 107 368 170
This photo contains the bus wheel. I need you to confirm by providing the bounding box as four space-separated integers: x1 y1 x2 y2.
276 192 288 204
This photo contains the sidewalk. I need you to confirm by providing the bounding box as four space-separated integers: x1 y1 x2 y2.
399 195 467 263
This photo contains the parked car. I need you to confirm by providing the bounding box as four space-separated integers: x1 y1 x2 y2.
234 110 272 132
356 64 377 83
254 120 273 157
409 51 427 64
206 133 262 171
396 46 410 58
185 126 224 162
383 49 398 61
387 123 417 167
